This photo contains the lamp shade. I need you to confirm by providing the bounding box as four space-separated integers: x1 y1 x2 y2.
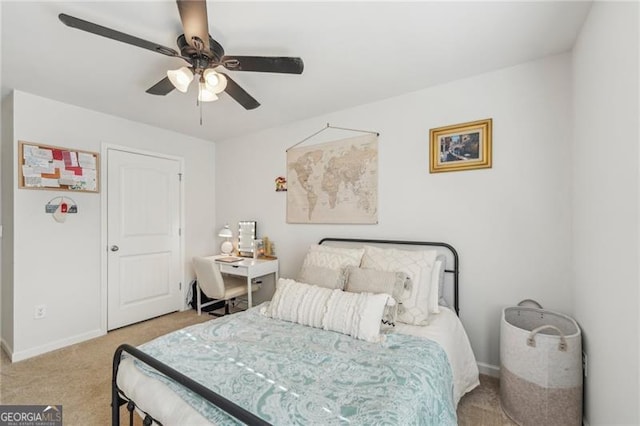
218 224 233 255
198 82 219 102
167 67 193 93
218 225 233 238
203 69 228 94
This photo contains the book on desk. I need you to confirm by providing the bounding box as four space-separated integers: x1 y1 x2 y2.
216 256 243 263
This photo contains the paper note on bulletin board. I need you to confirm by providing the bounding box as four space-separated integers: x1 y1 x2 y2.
19 141 100 193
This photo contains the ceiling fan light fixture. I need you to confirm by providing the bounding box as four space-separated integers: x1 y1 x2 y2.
203 69 227 94
167 67 193 93
203 68 219 86
198 82 219 102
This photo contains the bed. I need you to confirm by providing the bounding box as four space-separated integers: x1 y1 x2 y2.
112 238 479 425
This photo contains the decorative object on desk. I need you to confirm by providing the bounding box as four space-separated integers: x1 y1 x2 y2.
253 239 264 259
19 141 99 192
286 123 379 224
218 224 234 255
238 221 257 257
263 236 272 256
429 118 492 173
275 176 287 192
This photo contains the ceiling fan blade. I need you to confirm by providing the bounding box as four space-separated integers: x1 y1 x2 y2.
176 0 210 52
222 56 304 74
58 14 180 57
146 77 176 96
220 73 260 110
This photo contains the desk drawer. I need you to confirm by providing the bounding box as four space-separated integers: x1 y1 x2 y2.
219 264 248 276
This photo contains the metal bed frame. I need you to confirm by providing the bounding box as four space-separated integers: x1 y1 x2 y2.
111 238 460 425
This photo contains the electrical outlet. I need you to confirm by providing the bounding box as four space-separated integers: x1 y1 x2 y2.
34 304 46 319
582 351 588 377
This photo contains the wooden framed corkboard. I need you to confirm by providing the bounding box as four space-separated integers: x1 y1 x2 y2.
18 141 100 193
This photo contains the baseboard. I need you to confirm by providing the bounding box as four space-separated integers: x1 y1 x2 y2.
10 329 105 362
477 361 500 377
1 338 14 359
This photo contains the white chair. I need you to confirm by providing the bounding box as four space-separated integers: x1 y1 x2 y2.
192 256 259 316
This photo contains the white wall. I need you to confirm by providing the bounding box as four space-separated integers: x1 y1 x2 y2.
1 93 15 354
4 91 217 361
572 2 639 424
216 53 574 369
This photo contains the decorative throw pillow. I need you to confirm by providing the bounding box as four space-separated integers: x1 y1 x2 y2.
428 257 445 314
297 245 365 290
298 264 347 290
264 278 389 343
437 259 451 310
344 266 411 327
322 289 390 343
265 278 333 328
361 245 437 326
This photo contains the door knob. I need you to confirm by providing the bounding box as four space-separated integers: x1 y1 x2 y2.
110 245 119 252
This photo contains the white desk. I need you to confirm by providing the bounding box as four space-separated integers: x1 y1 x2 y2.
214 255 279 308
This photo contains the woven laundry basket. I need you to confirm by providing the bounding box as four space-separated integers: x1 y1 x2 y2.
500 301 582 426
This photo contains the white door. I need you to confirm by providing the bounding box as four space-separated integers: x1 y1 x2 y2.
107 148 182 330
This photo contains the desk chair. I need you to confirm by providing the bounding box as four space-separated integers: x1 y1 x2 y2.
192 256 260 316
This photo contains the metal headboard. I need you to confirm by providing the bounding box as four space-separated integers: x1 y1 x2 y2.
318 237 460 315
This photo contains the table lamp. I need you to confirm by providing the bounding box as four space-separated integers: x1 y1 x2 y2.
218 224 233 255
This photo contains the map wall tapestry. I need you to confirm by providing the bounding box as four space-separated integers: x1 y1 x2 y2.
287 133 378 224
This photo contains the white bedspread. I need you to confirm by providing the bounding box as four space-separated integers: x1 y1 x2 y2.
117 305 479 425
394 306 480 405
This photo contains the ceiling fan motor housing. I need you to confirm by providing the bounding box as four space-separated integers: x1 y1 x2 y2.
177 34 225 65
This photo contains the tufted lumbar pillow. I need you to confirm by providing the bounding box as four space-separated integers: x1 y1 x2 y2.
264 278 390 343
265 278 332 329
344 266 411 327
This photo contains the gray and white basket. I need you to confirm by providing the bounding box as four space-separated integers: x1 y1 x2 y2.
500 301 582 426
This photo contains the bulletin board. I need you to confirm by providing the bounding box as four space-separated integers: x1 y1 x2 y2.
18 141 100 193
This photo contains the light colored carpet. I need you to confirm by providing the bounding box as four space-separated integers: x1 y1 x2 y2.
0 308 514 425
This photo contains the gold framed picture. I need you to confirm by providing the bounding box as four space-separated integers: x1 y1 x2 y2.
429 118 492 173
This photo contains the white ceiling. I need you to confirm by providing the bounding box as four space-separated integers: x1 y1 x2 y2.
1 1 591 142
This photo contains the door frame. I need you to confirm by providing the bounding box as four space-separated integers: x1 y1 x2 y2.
100 143 186 334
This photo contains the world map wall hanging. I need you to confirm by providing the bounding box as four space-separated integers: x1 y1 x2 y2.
286 132 378 224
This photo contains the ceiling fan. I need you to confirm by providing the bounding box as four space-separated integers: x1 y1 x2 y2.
58 0 304 111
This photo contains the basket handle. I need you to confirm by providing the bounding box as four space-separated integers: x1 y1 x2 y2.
518 299 543 308
526 325 567 351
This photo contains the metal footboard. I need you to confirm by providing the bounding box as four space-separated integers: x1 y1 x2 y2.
111 343 271 426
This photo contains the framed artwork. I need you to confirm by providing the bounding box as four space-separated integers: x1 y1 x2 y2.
429 118 492 173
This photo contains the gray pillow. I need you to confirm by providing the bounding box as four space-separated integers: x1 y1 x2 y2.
344 266 411 327
298 264 347 290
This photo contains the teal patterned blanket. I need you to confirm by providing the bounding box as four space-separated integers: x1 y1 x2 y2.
133 306 456 425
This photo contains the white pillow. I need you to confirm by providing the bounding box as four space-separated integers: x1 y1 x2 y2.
428 258 445 314
361 246 437 326
264 278 389 343
302 244 365 269
265 278 332 328
323 289 390 343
